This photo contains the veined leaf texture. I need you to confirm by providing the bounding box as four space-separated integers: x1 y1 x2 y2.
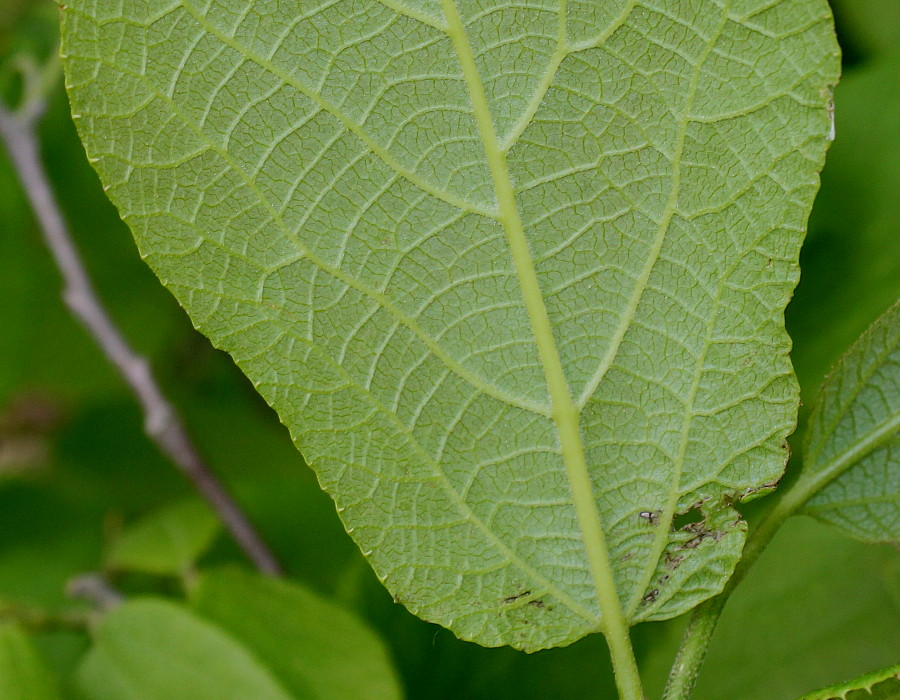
803 302 900 544
62 0 840 649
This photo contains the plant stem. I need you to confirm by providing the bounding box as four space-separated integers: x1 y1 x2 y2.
603 623 646 700
0 54 282 577
0 602 90 633
66 573 124 612
663 411 900 699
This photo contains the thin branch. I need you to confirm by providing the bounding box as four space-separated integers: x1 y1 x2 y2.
0 600 90 633
67 573 124 612
0 65 282 577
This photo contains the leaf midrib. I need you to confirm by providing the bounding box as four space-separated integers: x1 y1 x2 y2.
184 0 637 627
438 0 625 628
171 269 596 621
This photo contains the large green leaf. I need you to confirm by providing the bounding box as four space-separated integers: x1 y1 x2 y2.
61 0 839 649
802 301 900 543
77 599 294 700
191 568 402 700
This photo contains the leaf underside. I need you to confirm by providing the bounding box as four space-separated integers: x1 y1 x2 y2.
803 301 900 544
62 0 839 649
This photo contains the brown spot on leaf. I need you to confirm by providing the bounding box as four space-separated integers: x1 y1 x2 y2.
642 589 659 604
665 553 685 570
502 590 531 604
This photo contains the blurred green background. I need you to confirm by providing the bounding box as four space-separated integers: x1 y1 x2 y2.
0 1 897 698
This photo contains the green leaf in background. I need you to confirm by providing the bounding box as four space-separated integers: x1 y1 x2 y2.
687 517 900 700
104 500 221 576
77 599 294 700
830 0 900 58
798 662 900 700
61 0 839 648
191 568 402 700
0 623 61 700
802 301 899 543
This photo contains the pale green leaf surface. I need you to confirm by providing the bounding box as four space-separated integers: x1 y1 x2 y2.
803 301 900 543
61 0 839 649
190 568 402 700
77 599 294 700
799 662 900 700
0 623 61 700
105 500 221 575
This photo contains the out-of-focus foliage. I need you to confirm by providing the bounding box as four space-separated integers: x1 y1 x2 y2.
77 588 400 700
0 0 42 56
191 569 403 700
0 0 897 698
78 600 295 700
690 518 900 700
0 623 60 700
104 501 221 576
830 0 900 57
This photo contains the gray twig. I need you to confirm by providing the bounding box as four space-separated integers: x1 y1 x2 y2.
67 573 124 611
0 72 282 577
